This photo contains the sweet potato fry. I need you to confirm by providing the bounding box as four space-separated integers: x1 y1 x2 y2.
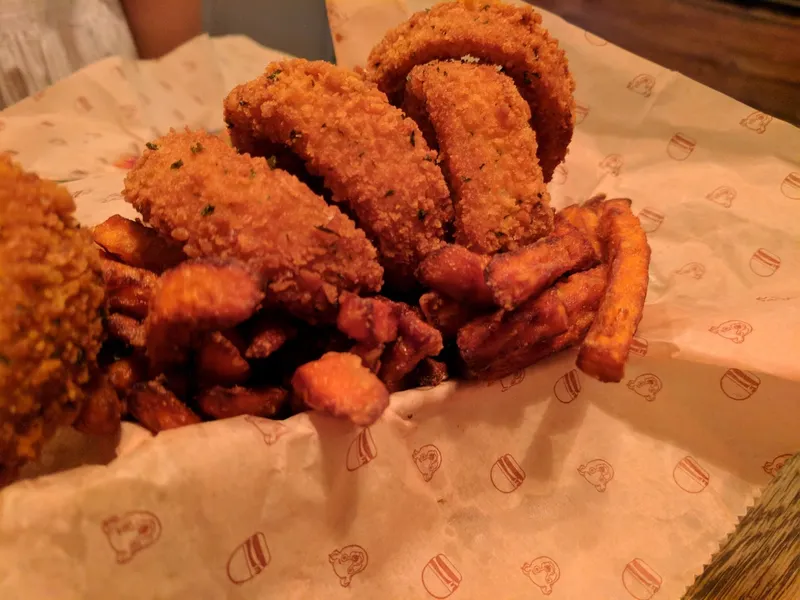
558 203 602 259
419 291 481 338
93 214 187 273
197 331 251 386
379 306 444 392
106 355 147 395
107 285 151 319
128 380 201 433
350 342 385 373
485 216 597 311
244 313 297 359
73 375 122 435
106 313 146 348
145 260 263 371
197 385 288 420
99 256 158 292
336 292 399 345
577 199 651 382
416 244 494 307
291 352 390 425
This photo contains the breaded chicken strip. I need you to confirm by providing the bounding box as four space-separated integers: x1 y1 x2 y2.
0 156 105 483
367 1 575 182
404 62 553 253
123 130 383 323
223 59 453 288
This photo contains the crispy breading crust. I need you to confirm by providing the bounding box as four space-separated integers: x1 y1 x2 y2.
367 1 575 182
223 59 453 288
404 62 553 253
123 129 383 322
577 199 650 382
0 156 105 482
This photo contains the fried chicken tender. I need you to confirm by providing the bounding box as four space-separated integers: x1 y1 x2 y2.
577 200 651 382
367 1 575 182
485 215 597 310
404 62 553 252
0 156 105 482
223 59 453 287
123 129 383 322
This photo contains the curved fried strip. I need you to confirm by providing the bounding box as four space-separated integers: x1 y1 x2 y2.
419 291 480 338
367 1 575 181
485 215 597 310
416 244 494 307
124 129 382 322
404 62 553 253
577 200 651 382
379 305 444 392
223 59 453 287
558 203 602 259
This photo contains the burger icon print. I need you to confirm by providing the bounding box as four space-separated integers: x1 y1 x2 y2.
575 103 590 124
781 172 800 199
499 369 525 391
749 248 781 277
763 453 792 477
584 31 608 46
599 153 623 177
627 74 655 97
578 459 615 492
552 164 568 185
102 511 162 564
719 368 761 400
421 554 462 599
673 456 710 493
709 320 752 344
521 556 560 595
412 444 443 482
490 453 526 493
244 415 287 446
553 369 581 403
622 558 662 599
705 185 736 208
740 111 772 134
630 336 648 357
627 373 662 402
227 532 270 585
329 544 368 587
346 428 377 471
675 262 705 280
637 207 664 233
667 132 696 161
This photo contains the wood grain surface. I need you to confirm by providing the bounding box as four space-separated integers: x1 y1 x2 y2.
682 452 800 600
531 0 800 125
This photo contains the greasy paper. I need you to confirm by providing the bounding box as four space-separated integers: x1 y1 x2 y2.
0 2 799 598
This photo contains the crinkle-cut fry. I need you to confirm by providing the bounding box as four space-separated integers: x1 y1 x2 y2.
291 352 390 426
577 199 651 382
106 355 147 395
419 291 481 338
106 313 146 348
558 203 602 260
128 380 201 433
464 265 607 379
107 285 151 319
197 331 251 386
410 357 449 388
244 313 297 359
92 214 187 273
145 260 263 371
485 216 597 311
367 1 575 182
197 385 288 420
416 244 494 307
99 256 157 292
378 305 444 392
72 375 122 435
336 292 399 345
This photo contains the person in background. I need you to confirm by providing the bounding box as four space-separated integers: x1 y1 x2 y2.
0 0 202 109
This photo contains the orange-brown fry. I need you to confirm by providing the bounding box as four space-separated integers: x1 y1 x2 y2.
410 357 449 388
244 313 297 359
336 292 399 345
291 351 390 425
99 256 157 292
350 342 385 373
197 331 251 386
577 199 651 382
558 203 602 259
106 313 146 348
416 244 494 306
485 216 597 310
145 260 263 371
92 214 187 273
419 291 480 338
72 375 122 435
379 305 444 392
107 285 151 319
197 385 288 420
128 380 201 433
106 355 147 395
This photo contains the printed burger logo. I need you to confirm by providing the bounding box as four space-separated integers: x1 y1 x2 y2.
102 511 162 564
622 558 662 600
584 31 608 46
749 248 781 277
627 373 662 402
329 544 368 587
599 153 623 177
705 185 736 208
421 554 462 599
578 458 615 492
740 111 772 134
521 556 561 595
673 456 710 493
490 453 526 493
412 444 443 482
781 172 800 199
227 532 270 585
346 428 377 471
575 102 590 124
709 320 752 344
496 369 525 391
627 74 655 97
552 164 568 185
553 369 581 403
763 453 792 477
630 335 648 357
245 415 288 446
637 207 664 233
720 368 761 400
667 132 695 161
675 262 705 280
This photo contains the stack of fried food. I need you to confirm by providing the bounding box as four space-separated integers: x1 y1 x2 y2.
90 0 650 435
